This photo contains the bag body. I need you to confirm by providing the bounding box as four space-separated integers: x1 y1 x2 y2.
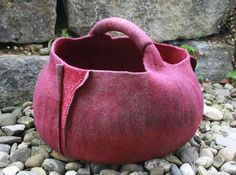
33 18 203 163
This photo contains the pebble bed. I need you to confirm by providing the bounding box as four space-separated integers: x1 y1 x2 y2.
1 82 236 175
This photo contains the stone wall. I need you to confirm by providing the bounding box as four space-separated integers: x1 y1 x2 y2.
0 0 235 43
64 0 235 41
0 0 57 43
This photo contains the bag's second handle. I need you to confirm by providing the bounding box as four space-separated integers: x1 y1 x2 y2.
88 17 164 70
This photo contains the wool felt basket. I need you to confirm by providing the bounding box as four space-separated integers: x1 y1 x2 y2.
33 17 203 163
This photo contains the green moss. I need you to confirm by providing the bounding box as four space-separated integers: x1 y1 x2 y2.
61 28 70 37
180 44 198 55
227 70 236 80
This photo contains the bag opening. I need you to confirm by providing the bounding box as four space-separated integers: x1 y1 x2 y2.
54 36 188 72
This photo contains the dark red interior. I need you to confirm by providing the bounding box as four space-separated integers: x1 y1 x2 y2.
55 36 187 72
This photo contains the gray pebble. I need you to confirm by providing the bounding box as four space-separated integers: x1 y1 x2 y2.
77 168 90 175
2 124 25 136
0 136 21 144
42 158 65 174
121 164 144 172
220 161 236 175
22 102 32 109
175 143 190 157
10 161 24 170
31 146 49 158
129 172 148 175
10 148 31 163
150 166 164 175
28 44 43 52
213 83 223 89
39 144 52 153
213 155 225 168
207 166 218 174
0 113 17 127
179 147 199 163
0 151 11 168
222 109 234 121
12 108 22 119
199 148 214 158
90 163 107 174
120 170 129 175
25 154 45 167
49 171 62 175
144 158 171 172
217 172 231 175
23 131 39 142
10 143 18 154
17 171 37 175
218 146 236 161
18 142 30 149
100 169 120 175
1 107 17 113
164 154 183 166
204 93 215 102
65 162 82 171
170 164 182 175
194 156 213 168
39 48 50 55
31 138 43 146
224 84 234 90
31 167 47 175
0 144 11 154
209 148 218 156
215 136 236 147
197 166 208 175
0 128 6 136
23 106 33 117
17 116 34 129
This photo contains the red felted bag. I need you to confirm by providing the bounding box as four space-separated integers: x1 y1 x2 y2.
33 17 203 163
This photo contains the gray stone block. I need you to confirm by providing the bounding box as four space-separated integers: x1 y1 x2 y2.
64 0 235 41
0 0 56 43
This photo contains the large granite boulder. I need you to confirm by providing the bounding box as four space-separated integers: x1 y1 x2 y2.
64 0 235 41
0 0 57 43
0 55 47 108
189 41 234 81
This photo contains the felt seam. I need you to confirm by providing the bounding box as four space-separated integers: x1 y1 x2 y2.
56 64 64 153
63 71 90 153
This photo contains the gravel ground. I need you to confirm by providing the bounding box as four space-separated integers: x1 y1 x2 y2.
0 82 236 175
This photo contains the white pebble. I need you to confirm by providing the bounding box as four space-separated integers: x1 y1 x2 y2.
220 161 236 174
1 165 20 175
180 163 195 175
198 166 208 175
65 170 77 175
195 156 213 168
203 104 223 121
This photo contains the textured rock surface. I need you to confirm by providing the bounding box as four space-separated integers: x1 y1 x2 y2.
187 41 233 81
64 0 235 41
0 55 47 108
0 0 56 43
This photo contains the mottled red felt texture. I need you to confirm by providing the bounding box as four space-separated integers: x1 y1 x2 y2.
33 18 203 163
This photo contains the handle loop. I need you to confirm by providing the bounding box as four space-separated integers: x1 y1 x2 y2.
88 17 164 70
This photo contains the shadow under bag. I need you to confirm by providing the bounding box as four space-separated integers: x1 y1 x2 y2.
33 17 203 163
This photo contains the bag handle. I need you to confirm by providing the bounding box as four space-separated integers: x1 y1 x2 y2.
88 17 164 70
